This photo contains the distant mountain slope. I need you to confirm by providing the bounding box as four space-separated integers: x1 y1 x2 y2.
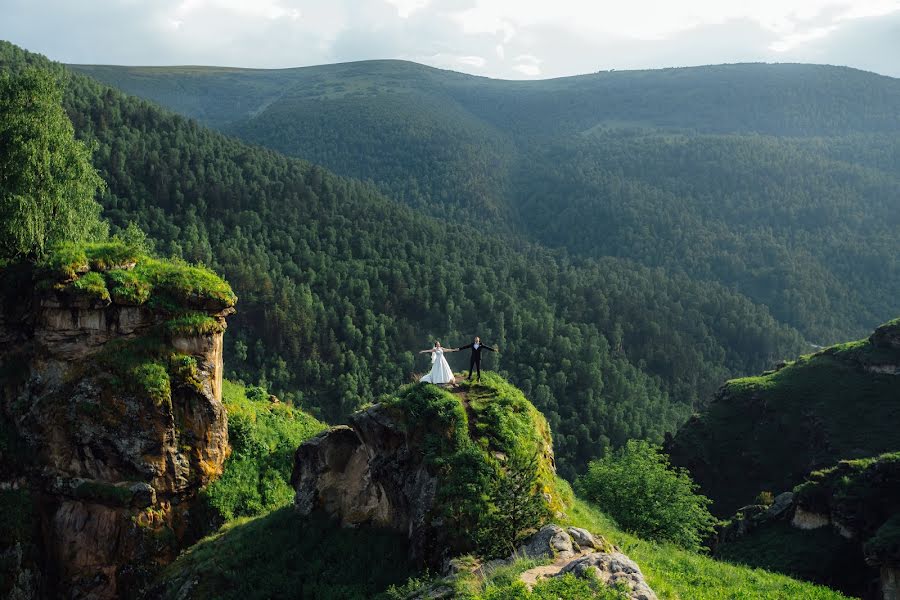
667 318 900 516
71 60 900 136
71 59 900 344
0 41 808 478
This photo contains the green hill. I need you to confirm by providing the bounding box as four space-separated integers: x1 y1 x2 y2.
157 375 852 600
667 318 900 517
0 41 812 478
70 59 900 343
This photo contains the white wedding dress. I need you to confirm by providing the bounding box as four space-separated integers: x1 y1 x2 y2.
420 347 455 384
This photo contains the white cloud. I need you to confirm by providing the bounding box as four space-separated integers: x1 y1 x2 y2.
1 0 899 77
385 0 430 19
513 63 541 76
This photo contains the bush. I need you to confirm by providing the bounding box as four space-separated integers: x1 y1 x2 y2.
577 440 717 551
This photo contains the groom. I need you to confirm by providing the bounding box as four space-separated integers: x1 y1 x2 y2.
456 336 497 382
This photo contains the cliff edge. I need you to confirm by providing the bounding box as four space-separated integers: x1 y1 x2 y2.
0 242 236 599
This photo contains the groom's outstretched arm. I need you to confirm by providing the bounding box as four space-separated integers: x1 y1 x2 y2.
458 343 473 350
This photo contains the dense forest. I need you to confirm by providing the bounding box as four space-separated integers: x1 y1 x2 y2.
74 59 900 344
0 41 809 478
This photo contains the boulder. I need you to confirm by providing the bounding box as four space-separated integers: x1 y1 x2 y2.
557 552 658 600
568 526 606 551
515 524 576 560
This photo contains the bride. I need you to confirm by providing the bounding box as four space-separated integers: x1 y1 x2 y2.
419 341 458 385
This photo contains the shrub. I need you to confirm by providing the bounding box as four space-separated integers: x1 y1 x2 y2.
165 313 224 337
68 271 110 303
106 268 151 305
577 440 717 551
131 362 172 409
756 491 775 506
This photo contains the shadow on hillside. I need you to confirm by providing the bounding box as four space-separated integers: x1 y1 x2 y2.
156 508 415 600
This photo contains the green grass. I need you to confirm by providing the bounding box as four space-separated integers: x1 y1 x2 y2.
560 490 855 600
106 268 151 304
202 380 326 521
37 241 236 312
158 508 415 600
164 313 225 336
67 270 110 303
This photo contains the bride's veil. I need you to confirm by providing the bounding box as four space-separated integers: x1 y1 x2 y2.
430 344 437 364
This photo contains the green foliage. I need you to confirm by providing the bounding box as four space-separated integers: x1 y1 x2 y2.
755 491 775 506
667 324 900 516
131 362 172 409
158 508 414 599
35 240 236 317
105 268 151 304
135 257 236 312
476 451 551 559
0 68 107 260
578 440 717 551
202 380 326 521
866 514 900 565
164 313 224 337
68 270 110 303
0 41 813 479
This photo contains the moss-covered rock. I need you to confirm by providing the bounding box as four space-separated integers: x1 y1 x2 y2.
292 373 559 566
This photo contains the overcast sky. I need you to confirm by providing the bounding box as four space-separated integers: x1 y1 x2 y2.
3 0 900 79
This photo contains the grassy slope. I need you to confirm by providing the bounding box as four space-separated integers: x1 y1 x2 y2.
562 491 854 600
158 508 414 600
667 321 900 516
161 375 853 599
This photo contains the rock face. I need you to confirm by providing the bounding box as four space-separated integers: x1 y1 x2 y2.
0 273 232 599
292 377 560 568
292 404 440 564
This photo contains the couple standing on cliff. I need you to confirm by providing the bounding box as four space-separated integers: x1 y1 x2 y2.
418 337 497 385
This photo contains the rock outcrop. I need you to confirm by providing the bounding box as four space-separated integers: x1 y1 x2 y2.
292 376 559 567
0 252 235 599
292 406 438 560
715 453 900 600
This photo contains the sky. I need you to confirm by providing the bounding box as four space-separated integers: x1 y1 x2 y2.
3 0 900 79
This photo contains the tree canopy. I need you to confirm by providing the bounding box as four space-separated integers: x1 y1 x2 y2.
0 68 106 260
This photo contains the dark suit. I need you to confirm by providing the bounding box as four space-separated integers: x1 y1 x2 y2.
458 342 496 381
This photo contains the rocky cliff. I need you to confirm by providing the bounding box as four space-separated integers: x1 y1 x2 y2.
667 317 900 517
292 374 561 567
0 243 236 599
714 452 900 600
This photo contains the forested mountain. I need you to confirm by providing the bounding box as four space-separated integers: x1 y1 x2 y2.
73 59 900 344
0 41 809 478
